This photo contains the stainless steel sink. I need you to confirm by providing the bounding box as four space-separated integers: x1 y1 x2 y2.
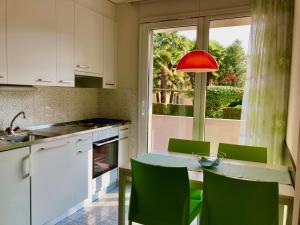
0 132 46 143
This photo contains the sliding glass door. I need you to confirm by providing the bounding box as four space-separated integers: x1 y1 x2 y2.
138 15 251 154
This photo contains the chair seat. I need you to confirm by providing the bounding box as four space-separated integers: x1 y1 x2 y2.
190 187 202 200
189 199 202 223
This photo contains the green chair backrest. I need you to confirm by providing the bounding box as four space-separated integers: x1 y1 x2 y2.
129 159 190 225
200 170 279 225
168 138 210 156
218 143 267 163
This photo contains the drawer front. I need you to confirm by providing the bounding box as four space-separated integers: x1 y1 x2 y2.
31 138 71 152
119 125 130 139
73 133 92 153
93 127 119 142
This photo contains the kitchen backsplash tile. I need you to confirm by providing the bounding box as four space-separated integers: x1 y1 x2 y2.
97 88 138 158
0 87 100 129
0 86 138 157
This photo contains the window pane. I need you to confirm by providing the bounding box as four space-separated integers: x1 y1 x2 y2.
205 17 251 154
151 27 197 152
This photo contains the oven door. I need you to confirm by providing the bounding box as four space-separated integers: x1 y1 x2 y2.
93 137 118 179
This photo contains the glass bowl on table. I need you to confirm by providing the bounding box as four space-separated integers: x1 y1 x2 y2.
194 152 226 169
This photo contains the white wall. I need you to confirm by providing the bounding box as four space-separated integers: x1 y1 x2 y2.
75 0 116 19
287 0 300 164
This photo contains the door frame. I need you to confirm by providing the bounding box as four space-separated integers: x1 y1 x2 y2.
137 11 251 155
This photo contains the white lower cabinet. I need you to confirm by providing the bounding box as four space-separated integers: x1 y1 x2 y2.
118 125 130 167
31 133 92 225
0 147 30 225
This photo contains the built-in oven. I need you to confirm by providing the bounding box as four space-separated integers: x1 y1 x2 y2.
93 136 118 179
92 127 119 194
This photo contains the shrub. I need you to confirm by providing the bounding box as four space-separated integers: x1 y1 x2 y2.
152 86 244 119
152 103 193 117
222 107 242 119
206 86 243 118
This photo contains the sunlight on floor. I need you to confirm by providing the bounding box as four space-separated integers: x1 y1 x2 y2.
57 183 198 225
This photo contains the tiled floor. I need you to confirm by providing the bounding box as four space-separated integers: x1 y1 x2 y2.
56 185 130 225
56 184 198 225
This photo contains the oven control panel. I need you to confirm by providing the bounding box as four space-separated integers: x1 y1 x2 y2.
92 127 119 142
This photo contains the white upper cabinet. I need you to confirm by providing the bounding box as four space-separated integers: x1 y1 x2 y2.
0 0 7 84
75 4 103 77
56 0 75 87
7 0 57 86
103 17 116 88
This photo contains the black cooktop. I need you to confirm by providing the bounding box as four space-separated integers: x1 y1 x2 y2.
77 118 124 128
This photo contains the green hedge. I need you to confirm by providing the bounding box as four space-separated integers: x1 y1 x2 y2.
222 107 242 119
153 86 243 119
206 86 243 118
152 103 193 117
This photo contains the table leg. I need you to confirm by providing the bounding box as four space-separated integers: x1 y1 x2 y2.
118 169 126 225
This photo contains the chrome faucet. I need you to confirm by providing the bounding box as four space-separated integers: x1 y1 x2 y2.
5 111 26 135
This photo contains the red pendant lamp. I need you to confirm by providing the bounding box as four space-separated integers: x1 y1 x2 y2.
176 50 219 73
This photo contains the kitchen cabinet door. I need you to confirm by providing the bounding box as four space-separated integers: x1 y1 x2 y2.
75 4 103 77
31 138 74 225
56 0 75 87
103 17 116 88
118 125 130 167
0 147 30 225
119 137 130 167
71 133 93 200
7 0 57 86
0 0 7 84
31 135 92 225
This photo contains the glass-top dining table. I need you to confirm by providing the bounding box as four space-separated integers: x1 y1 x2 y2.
118 152 295 225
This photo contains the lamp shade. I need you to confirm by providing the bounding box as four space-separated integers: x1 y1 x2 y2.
176 50 219 73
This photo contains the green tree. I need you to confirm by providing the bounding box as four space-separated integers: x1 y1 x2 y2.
153 32 195 103
208 40 225 85
217 39 247 87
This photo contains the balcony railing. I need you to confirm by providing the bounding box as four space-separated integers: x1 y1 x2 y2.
151 114 241 154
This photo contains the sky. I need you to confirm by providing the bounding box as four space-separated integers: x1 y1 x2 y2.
178 25 251 52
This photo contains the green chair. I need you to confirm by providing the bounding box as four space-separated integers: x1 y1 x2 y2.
128 159 201 225
168 138 210 201
218 143 267 163
200 170 279 225
168 138 210 156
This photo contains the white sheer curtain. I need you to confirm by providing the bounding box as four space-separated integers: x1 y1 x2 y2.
240 0 294 164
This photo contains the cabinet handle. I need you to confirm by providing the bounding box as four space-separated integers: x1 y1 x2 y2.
36 78 54 83
22 155 30 178
105 83 115 86
77 149 90 154
120 128 129 131
38 142 69 151
58 80 73 83
77 137 91 143
76 65 90 69
0 75 5 78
